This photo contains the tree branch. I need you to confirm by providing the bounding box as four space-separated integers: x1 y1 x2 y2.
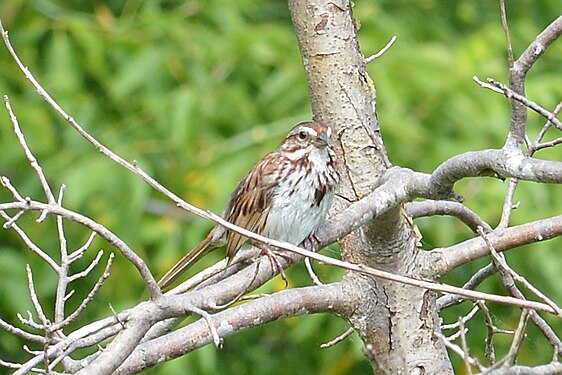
113 283 348 374
406 200 492 233
429 149 562 197
484 362 562 375
504 15 562 150
431 214 562 276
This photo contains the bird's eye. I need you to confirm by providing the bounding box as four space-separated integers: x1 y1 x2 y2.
297 130 308 141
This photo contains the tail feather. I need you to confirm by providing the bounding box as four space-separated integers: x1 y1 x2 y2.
158 233 219 289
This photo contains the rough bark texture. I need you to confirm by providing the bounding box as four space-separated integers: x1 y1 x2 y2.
289 0 454 373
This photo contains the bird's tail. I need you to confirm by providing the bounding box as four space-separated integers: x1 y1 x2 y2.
158 232 222 290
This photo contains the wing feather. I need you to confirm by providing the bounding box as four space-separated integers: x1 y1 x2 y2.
223 154 279 260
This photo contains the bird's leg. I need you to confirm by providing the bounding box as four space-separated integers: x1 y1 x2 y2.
301 233 321 252
254 242 289 287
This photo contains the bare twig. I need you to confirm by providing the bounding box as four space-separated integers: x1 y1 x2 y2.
3 96 56 204
479 77 562 131
497 178 519 229
478 227 562 318
504 15 562 150
69 232 97 262
437 263 497 310
68 250 104 282
2 209 25 228
26 265 49 327
0 210 59 271
49 253 114 333
305 257 323 285
477 225 562 356
514 15 562 76
14 313 128 375
0 357 48 373
498 0 514 67
533 136 562 152
320 327 354 348
0 200 157 300
365 35 397 63
458 318 473 375
17 311 43 330
503 310 529 366
0 176 24 201
528 311 562 358
0 317 46 343
435 332 486 372
531 100 562 149
441 305 479 332
478 301 497 363
54 184 70 325
185 304 223 348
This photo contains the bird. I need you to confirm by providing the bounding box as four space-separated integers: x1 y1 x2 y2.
158 121 339 289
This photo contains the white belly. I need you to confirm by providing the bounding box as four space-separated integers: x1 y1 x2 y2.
263 154 335 245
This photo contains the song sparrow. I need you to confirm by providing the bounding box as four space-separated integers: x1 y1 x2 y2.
158 121 339 289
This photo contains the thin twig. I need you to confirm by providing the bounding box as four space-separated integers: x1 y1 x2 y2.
26 265 50 327
498 0 514 67
531 100 562 147
17 311 44 330
0 210 59 271
54 184 69 325
305 257 323 285
2 209 25 228
49 253 114 332
69 232 97 263
497 178 519 229
1 176 25 202
435 332 486 372
458 318 473 375
503 310 530 367
320 327 354 348
0 317 46 343
442 304 479 331
480 301 497 363
68 250 104 282
3 96 56 204
185 305 223 348
0 357 49 373
437 263 497 310
478 227 562 318
365 35 397 63
474 76 562 130
533 136 562 151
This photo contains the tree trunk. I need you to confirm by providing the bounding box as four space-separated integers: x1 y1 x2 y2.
288 1 454 373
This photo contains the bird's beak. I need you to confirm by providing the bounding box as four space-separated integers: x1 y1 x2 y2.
317 132 331 147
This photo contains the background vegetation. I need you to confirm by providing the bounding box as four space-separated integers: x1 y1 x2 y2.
0 1 560 374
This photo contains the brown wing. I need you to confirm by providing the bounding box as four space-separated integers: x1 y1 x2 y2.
223 153 280 261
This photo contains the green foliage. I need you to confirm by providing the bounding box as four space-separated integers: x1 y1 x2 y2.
0 0 560 373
